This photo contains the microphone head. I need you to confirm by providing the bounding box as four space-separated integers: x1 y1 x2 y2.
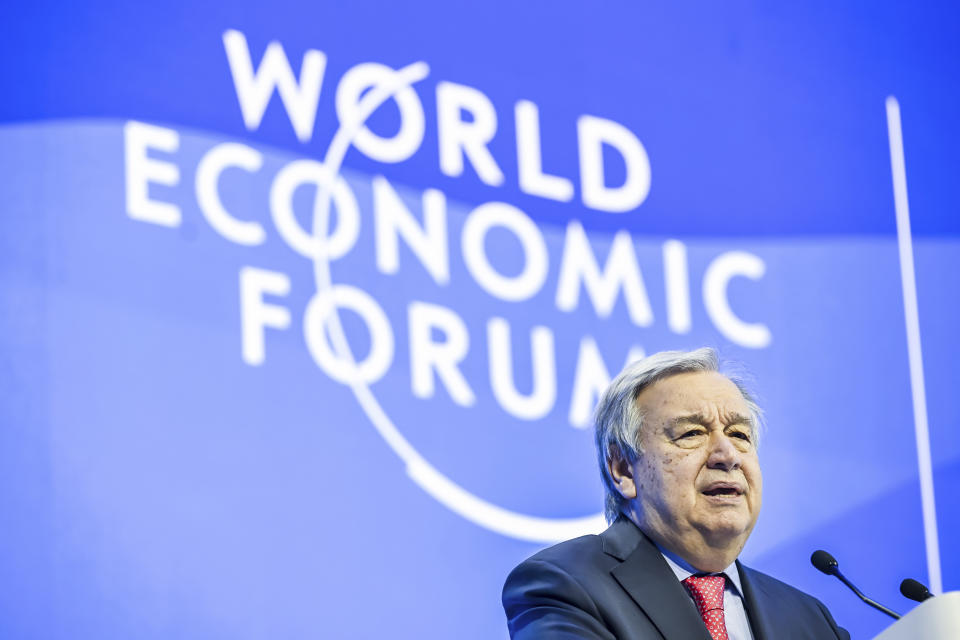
900 578 932 602
811 549 839 575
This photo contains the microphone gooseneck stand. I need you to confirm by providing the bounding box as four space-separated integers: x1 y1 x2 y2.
810 549 900 620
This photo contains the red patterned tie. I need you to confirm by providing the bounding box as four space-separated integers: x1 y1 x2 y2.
682 575 729 640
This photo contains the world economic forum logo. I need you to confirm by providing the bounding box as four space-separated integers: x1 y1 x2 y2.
122 30 771 543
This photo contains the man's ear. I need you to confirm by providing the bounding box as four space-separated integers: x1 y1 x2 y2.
607 446 638 500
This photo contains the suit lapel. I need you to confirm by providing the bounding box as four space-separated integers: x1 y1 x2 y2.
737 561 774 640
603 519 712 640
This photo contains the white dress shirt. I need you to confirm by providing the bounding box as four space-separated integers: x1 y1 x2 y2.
657 546 755 640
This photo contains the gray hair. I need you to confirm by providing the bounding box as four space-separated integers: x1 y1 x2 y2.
593 347 763 523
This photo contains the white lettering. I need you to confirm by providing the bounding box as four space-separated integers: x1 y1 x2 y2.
436 81 504 186
488 318 556 421
569 338 646 428
703 251 771 348
409 301 475 406
663 239 691 334
577 114 651 213
373 176 449 285
222 29 326 142
304 285 395 384
462 202 548 302
196 143 266 245
336 62 425 163
239 266 291 365
269 159 360 260
555 221 653 326
515 100 573 202
124 121 181 227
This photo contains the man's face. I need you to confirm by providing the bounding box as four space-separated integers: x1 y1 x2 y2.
627 371 762 560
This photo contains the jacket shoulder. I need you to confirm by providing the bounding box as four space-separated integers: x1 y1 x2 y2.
502 533 614 603
518 534 609 571
508 516 643 579
502 535 624 639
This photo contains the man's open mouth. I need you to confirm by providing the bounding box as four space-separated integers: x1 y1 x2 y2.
701 484 743 497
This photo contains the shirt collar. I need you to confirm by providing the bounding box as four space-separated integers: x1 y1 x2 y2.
655 543 744 596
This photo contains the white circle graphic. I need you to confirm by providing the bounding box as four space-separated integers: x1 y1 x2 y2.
310 61 606 543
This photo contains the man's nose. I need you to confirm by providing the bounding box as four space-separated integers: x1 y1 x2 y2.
706 431 741 471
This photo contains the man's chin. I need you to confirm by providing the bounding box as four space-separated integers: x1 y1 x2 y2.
695 516 754 547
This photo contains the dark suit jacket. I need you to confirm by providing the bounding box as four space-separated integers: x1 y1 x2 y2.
503 518 849 639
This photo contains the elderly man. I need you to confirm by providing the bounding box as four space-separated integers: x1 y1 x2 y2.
502 348 849 639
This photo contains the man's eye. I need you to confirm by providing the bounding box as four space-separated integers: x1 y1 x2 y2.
680 430 704 439
730 431 751 441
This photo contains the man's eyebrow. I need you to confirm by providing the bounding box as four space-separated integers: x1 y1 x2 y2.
725 413 755 428
668 412 754 428
668 413 710 428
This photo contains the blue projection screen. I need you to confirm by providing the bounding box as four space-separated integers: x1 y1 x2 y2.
2 3 958 639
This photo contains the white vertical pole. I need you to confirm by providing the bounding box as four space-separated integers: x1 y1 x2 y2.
885 96 942 594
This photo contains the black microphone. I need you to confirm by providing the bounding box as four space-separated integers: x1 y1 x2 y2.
810 550 901 620
900 578 933 603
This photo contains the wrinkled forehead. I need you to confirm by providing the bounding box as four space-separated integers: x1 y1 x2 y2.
635 370 751 421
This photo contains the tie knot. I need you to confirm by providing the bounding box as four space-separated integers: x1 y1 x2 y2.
682 574 726 614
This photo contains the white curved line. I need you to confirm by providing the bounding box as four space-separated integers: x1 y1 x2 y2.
408 460 608 543
309 61 606 543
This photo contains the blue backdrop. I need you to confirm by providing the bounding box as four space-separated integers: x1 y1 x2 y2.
2 2 958 638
